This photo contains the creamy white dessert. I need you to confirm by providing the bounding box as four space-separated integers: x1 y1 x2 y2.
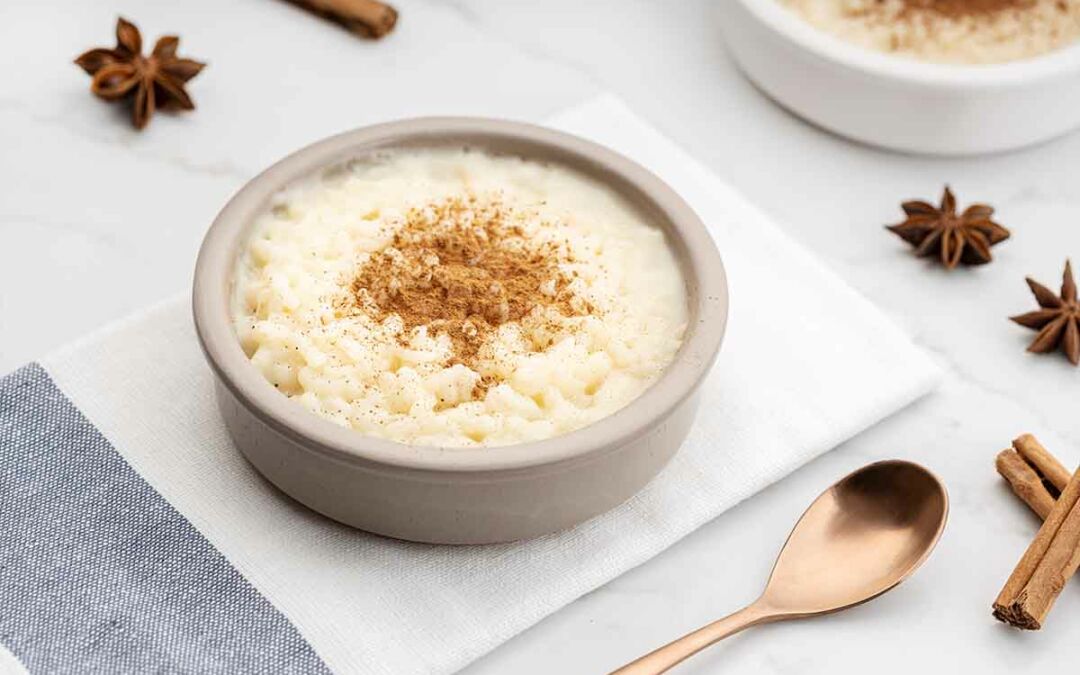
778 0 1080 64
231 148 688 448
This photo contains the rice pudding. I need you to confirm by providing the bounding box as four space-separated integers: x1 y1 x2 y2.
231 148 688 448
777 0 1080 64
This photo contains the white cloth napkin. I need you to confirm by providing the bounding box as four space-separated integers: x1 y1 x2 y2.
37 96 939 674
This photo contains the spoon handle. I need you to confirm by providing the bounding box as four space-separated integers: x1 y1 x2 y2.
609 602 776 675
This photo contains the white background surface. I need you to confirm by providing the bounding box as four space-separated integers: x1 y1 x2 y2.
1 1 1078 673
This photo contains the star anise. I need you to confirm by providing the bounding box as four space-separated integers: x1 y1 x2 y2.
74 17 205 130
1011 260 1080 366
886 186 1010 269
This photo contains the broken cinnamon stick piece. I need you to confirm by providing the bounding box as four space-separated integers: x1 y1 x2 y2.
1014 434 1071 493
997 449 1057 520
285 0 398 38
993 466 1080 629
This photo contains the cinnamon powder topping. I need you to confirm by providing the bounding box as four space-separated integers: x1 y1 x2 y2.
350 194 592 373
898 0 1031 16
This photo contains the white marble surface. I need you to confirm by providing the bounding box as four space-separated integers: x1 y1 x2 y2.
2 1 1078 672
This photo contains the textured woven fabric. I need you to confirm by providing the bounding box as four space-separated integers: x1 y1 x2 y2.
0 97 940 675
0 364 329 675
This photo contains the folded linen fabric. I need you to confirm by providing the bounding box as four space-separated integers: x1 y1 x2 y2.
0 96 940 674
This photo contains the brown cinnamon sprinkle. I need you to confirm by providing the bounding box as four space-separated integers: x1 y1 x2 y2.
349 194 593 388
897 0 1033 17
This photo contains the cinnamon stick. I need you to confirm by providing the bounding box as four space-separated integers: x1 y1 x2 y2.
996 449 1057 520
1013 433 1071 493
284 0 398 38
993 466 1080 629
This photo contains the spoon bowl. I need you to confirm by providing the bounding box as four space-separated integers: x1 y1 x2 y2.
612 460 948 674
763 460 948 615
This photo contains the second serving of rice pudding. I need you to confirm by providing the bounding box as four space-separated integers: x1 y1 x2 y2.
232 149 688 448
778 0 1080 64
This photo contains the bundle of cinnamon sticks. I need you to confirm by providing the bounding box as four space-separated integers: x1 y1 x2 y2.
994 434 1080 630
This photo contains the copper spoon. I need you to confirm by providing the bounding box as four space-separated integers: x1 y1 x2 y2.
611 460 948 674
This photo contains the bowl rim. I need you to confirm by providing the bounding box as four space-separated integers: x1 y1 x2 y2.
192 117 728 475
735 0 1080 88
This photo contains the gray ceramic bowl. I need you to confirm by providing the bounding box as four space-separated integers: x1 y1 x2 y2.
192 118 728 544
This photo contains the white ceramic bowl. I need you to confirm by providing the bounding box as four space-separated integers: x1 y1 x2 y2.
718 0 1080 155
